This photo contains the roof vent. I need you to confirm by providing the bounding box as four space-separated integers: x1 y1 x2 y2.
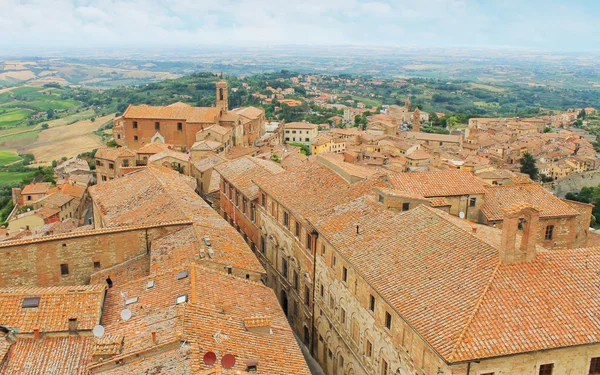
125 297 138 305
202 235 211 246
176 295 187 304
146 280 155 289
207 247 215 258
176 270 189 280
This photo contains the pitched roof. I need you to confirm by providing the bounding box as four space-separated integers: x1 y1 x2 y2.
481 183 581 221
59 183 86 199
21 182 51 196
37 191 74 208
89 165 264 274
93 265 310 375
215 157 284 200
254 161 387 226
192 152 226 173
148 149 189 163
231 106 264 120
94 147 136 161
0 336 93 375
310 198 600 362
123 104 219 123
136 142 172 154
0 285 105 333
284 122 318 130
388 170 486 197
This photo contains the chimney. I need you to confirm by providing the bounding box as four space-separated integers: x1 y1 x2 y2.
500 203 540 264
33 326 40 340
151 330 157 344
471 226 477 233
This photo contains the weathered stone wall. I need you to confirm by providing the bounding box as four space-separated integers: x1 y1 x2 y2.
543 170 600 197
450 344 600 375
0 224 186 287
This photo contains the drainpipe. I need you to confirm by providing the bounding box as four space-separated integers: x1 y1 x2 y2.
467 362 471 375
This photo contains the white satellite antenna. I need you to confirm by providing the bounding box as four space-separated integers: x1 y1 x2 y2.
92 325 105 338
459 211 465 219
120 308 132 321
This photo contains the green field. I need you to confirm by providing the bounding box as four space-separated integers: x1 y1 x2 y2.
0 108 33 127
0 150 21 166
10 86 43 95
0 171 33 185
352 96 382 108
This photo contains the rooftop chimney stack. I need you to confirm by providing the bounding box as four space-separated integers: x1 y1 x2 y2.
500 203 540 264
33 326 40 340
151 330 157 344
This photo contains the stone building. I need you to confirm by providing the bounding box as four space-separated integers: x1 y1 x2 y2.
251 159 386 350
387 170 487 222
311 197 600 375
114 80 265 151
480 183 592 249
94 147 137 183
283 122 319 152
215 156 284 252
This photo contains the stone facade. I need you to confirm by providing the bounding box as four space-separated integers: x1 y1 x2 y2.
0 223 187 287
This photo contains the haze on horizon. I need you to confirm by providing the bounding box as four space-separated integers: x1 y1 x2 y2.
0 0 598 53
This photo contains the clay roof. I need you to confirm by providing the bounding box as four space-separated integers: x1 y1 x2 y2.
406 150 432 160
191 140 222 151
215 156 284 200
231 106 264 120
38 191 74 208
94 147 136 161
93 265 310 375
193 152 226 173
148 149 190 163
0 336 93 374
89 165 264 274
285 122 318 130
0 285 105 333
21 182 51 196
123 104 220 123
254 161 387 227
481 183 581 221
311 198 600 362
388 170 486 197
136 142 172 154
59 183 86 199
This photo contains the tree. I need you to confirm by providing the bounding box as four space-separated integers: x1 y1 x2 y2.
578 108 586 120
46 109 55 119
41 123 49 130
520 152 538 180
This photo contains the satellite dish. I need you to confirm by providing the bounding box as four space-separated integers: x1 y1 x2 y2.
120 309 132 321
203 351 217 365
459 211 465 219
92 325 105 338
221 353 236 369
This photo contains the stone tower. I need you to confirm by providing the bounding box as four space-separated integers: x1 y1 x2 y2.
412 108 421 133
216 79 228 112
404 97 411 111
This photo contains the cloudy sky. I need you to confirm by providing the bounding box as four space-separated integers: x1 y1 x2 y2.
0 0 597 51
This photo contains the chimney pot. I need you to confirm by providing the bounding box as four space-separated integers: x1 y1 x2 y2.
151 330 157 343
33 326 40 340
222 301 232 314
471 226 477 233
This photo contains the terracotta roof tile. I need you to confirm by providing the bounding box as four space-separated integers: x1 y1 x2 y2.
481 183 581 221
0 285 105 333
215 157 284 200
124 104 219 124
21 182 52 196
388 170 486 197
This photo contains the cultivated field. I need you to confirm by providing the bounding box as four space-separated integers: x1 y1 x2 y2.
0 150 21 166
22 113 115 163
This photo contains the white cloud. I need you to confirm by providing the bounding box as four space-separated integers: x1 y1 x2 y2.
0 0 596 50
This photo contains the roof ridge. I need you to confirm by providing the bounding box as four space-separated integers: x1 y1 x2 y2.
448 260 501 362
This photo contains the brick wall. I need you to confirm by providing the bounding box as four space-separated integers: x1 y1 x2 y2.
124 118 216 150
0 223 187 287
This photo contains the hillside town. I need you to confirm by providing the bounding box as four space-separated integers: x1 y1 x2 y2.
1 79 600 375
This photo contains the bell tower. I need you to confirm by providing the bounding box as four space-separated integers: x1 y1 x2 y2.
216 79 228 112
